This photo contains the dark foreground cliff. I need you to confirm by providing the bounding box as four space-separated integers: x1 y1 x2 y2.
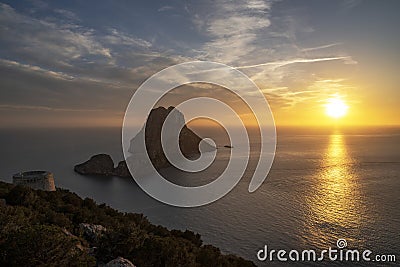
0 181 254 267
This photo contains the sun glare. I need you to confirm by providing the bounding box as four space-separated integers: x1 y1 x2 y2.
325 98 348 118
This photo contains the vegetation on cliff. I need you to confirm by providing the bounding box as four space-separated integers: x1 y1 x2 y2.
0 181 254 267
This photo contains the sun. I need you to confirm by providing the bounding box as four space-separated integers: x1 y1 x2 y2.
325 98 348 118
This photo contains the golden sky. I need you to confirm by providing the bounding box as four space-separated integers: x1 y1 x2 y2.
0 1 399 128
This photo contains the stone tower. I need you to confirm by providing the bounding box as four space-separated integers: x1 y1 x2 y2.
13 171 56 191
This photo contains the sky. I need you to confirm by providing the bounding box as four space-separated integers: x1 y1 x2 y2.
0 0 399 127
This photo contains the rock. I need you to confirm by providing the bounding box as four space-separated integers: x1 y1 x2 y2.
61 227 74 237
61 228 86 252
74 154 114 176
105 257 136 267
128 106 215 170
113 161 131 178
74 155 131 178
79 223 106 242
74 106 216 178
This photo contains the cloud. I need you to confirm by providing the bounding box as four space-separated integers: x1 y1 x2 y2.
103 28 152 48
0 3 172 92
158 5 174 12
301 42 343 52
192 0 273 64
0 1 364 126
187 0 358 113
53 8 80 21
341 0 363 11
195 2 359 113
0 57 132 112
0 3 111 70
0 59 75 80
258 76 357 111
235 56 352 69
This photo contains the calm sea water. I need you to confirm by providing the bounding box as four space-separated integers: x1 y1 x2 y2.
0 127 399 266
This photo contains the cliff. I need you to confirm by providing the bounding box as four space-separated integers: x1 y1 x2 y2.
0 181 255 267
75 106 215 178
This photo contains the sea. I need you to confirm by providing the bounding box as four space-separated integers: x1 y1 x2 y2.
0 126 399 266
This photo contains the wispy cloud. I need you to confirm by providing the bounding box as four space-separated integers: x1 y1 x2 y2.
0 1 368 126
193 0 273 64
0 3 111 68
186 0 358 113
235 56 351 69
53 8 80 21
301 42 343 52
341 0 363 11
158 5 174 12
0 59 75 80
103 28 152 48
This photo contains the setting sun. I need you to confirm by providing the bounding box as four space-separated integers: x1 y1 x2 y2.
325 98 348 118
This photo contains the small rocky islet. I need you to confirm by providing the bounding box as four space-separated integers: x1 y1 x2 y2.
74 154 130 177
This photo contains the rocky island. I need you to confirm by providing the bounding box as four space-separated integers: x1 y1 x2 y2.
74 106 215 178
74 154 131 178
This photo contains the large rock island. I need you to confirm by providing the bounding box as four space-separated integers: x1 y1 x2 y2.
74 106 215 178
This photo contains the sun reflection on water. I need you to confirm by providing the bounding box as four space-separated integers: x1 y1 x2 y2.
304 133 366 248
